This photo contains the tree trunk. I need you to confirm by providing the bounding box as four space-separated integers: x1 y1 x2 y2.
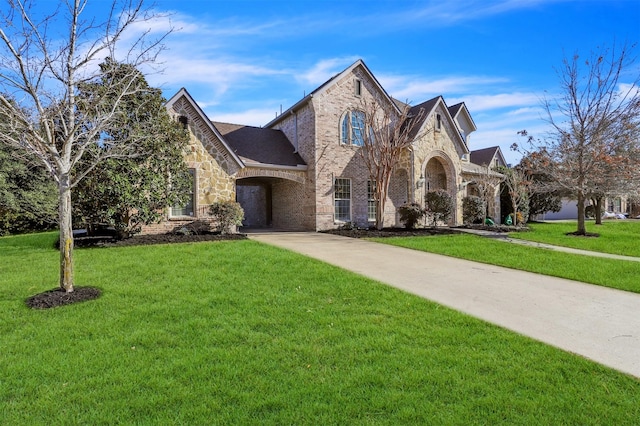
594 196 603 225
59 177 74 292
376 199 384 230
576 192 587 235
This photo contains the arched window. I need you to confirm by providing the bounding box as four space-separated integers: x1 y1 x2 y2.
340 110 365 146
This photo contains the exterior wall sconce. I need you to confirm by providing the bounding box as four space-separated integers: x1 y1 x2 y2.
416 174 425 189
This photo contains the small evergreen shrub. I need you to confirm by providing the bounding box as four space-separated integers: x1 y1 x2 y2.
425 190 453 227
209 201 245 234
462 196 485 224
398 203 425 229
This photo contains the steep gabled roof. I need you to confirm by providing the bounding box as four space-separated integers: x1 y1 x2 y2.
265 59 399 128
405 96 470 153
166 88 244 169
470 146 507 168
447 102 477 133
213 122 306 168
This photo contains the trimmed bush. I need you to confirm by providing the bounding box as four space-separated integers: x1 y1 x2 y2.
462 196 485 224
209 201 245 234
398 203 425 229
425 190 453 227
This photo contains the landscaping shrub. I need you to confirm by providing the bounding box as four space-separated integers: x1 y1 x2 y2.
462 196 485 224
425 189 453 227
508 212 526 225
209 201 245 234
398 202 425 229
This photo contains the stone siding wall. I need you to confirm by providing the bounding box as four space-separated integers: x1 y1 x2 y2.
141 97 240 235
411 103 465 224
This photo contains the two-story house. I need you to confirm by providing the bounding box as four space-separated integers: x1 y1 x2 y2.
144 59 502 233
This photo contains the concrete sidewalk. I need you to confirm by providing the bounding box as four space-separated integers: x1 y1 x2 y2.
455 228 640 262
249 232 640 379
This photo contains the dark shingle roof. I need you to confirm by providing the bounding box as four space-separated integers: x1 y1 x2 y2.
447 103 464 119
470 146 501 167
213 122 306 167
404 96 441 139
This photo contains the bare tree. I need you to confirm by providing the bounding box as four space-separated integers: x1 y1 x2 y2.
497 165 530 226
518 43 640 235
358 97 425 230
468 164 503 225
0 0 171 292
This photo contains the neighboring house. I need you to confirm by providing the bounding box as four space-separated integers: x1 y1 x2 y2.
465 146 507 222
539 196 636 220
143 59 503 233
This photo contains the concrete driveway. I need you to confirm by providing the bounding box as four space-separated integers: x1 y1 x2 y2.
249 231 640 379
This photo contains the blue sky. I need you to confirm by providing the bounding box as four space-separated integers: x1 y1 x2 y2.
73 1 640 164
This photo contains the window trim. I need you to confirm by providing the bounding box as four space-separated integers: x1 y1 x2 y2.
367 180 377 222
334 177 351 222
340 110 365 147
170 168 196 218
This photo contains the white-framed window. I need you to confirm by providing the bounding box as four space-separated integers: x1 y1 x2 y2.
170 169 195 217
367 180 377 222
334 178 351 222
340 110 365 146
355 79 362 97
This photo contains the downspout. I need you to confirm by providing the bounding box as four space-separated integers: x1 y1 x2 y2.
410 148 415 203
291 110 298 153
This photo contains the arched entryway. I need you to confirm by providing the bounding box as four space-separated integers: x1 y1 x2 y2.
236 170 307 230
425 157 449 191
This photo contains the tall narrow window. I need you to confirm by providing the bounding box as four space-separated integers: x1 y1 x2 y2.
334 178 351 222
340 110 365 146
351 110 365 146
171 169 195 217
355 79 362 97
436 114 442 131
367 180 377 221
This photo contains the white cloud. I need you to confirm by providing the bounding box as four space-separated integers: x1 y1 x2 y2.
379 74 509 101
206 108 279 127
450 92 541 112
297 57 361 86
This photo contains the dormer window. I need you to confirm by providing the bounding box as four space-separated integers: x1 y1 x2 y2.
340 110 365 146
355 79 362 97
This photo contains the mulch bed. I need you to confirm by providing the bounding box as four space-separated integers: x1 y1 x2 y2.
322 227 459 238
322 224 526 238
74 232 247 248
26 287 102 310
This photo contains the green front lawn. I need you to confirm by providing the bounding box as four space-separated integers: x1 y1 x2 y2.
1 233 639 424
510 220 640 257
372 233 640 294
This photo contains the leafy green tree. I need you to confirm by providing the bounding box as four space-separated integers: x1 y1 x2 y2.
0 0 171 292
0 143 57 235
74 60 191 239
